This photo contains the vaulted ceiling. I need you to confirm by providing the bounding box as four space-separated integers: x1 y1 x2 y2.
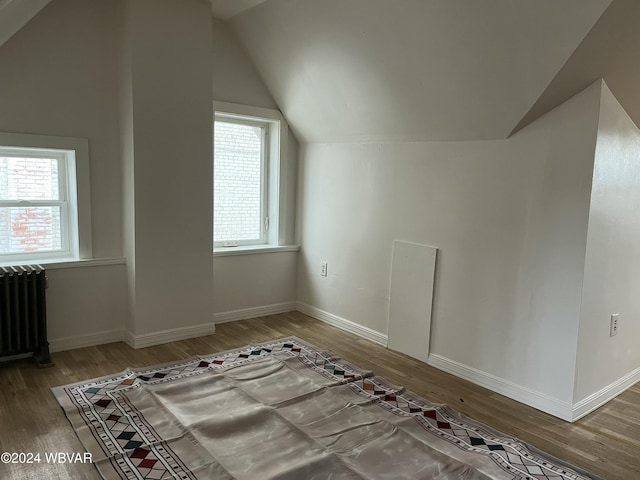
229 0 612 143
513 0 640 135
0 0 51 48
4 0 638 145
210 0 268 20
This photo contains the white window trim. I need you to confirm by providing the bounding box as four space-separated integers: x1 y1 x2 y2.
213 101 288 252
0 132 92 265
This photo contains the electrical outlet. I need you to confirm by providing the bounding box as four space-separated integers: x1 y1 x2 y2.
610 314 619 337
320 261 328 277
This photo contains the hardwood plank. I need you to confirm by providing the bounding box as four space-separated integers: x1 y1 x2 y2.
0 311 637 479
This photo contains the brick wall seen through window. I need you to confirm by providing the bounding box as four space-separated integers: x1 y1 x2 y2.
0 157 62 254
214 121 264 243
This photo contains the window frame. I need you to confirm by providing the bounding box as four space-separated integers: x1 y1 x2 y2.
0 132 92 266
213 102 288 252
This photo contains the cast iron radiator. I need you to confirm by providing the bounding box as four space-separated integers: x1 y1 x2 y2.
0 265 51 365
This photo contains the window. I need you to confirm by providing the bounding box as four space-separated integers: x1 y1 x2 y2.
0 133 91 265
213 102 287 250
214 119 268 246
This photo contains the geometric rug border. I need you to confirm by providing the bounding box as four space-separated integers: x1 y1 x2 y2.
51 335 604 480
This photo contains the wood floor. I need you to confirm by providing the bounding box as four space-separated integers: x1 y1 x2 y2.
0 311 638 479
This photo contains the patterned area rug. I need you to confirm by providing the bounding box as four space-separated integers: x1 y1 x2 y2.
53 337 601 480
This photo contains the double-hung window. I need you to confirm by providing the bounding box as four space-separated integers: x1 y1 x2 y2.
213 102 287 250
0 133 91 265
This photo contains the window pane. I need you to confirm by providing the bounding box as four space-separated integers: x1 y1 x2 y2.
0 206 62 254
214 121 264 243
0 156 60 201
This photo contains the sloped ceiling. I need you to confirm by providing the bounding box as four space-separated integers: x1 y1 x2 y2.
230 0 611 143
0 0 51 48
513 0 640 134
210 0 268 20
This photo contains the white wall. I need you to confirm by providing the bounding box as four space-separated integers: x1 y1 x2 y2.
297 82 602 411
0 0 127 341
213 252 297 314
575 83 640 402
211 18 298 316
47 264 128 348
122 0 214 336
120 0 135 336
0 0 298 345
212 17 277 109
0 0 122 258
509 81 601 402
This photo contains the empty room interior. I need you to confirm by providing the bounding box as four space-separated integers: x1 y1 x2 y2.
1 0 640 479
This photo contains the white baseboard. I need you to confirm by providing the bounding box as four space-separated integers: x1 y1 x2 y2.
572 365 640 421
428 353 574 421
49 330 124 353
296 302 388 346
49 302 298 352
214 302 297 324
124 322 216 349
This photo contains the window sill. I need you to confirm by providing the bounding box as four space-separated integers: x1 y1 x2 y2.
0 257 126 270
213 245 300 257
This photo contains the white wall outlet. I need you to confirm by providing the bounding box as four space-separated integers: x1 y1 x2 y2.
610 314 619 337
320 261 328 277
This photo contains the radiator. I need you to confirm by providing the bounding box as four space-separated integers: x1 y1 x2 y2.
0 265 51 365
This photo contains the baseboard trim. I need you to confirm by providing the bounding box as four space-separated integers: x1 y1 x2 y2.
428 353 573 421
296 302 388 346
50 330 124 353
214 302 297 324
572 365 640 421
124 323 216 349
